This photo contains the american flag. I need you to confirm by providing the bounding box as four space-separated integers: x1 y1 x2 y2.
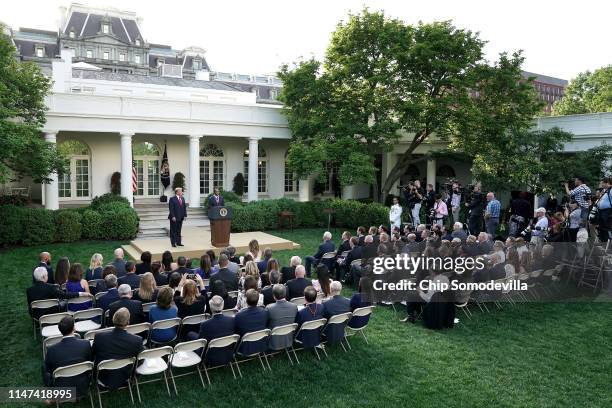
132 160 138 193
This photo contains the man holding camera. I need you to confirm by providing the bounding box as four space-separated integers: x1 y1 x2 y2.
465 185 484 235
449 182 462 224
565 177 591 222
403 180 424 226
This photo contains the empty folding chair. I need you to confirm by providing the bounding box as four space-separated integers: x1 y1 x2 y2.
267 323 299 366
40 312 72 339
289 297 306 306
294 318 327 361
179 314 209 340
95 358 136 408
234 329 271 376
52 361 94 408
125 323 151 346
43 333 80 359
202 334 240 384
345 306 374 347
30 299 61 339
134 346 174 403
322 312 352 352
168 339 207 393
66 294 94 313
73 308 103 334
149 318 181 347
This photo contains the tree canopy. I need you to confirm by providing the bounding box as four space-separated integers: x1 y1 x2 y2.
552 65 612 115
279 9 564 201
0 25 66 183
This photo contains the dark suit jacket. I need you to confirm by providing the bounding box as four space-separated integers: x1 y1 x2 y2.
97 288 120 312
210 268 239 291
357 235 366 246
112 259 127 278
344 246 363 268
361 244 377 260
33 262 54 285
257 258 270 274
322 295 352 343
93 328 144 390
168 195 187 221
338 239 351 254
285 277 312 300
207 194 225 208
44 336 92 396
234 307 269 356
27 281 79 318
118 273 141 289
198 314 236 366
349 293 372 329
261 285 275 306
135 262 151 275
313 240 336 260
295 303 325 347
280 266 295 284
108 298 144 326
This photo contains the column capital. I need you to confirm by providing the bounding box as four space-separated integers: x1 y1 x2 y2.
119 131 135 138
188 134 202 141
248 136 262 142
44 133 57 142
43 129 59 136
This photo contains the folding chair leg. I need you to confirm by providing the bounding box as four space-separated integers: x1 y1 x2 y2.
340 341 347 352
163 371 171 396
313 347 321 360
196 366 206 389
284 349 294 366
321 346 329 358
291 347 300 365
169 367 178 394
89 390 94 408
202 365 211 385
344 337 352 350
134 376 142 403
127 381 134 405
360 331 369 344
263 352 272 370
257 354 267 371
96 386 103 408
233 358 243 378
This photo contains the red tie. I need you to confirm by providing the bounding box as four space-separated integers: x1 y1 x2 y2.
178 197 182 207
216 196 219 204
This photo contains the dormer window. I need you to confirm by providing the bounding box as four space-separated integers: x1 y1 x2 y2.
35 46 44 58
134 54 141 64
102 23 110 34
103 51 110 60
193 59 200 70
69 29 76 39
135 38 141 46
86 49 93 59
119 53 125 62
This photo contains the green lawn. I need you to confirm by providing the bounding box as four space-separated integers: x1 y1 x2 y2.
1 229 611 407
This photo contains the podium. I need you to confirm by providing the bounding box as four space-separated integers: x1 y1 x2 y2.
208 206 233 247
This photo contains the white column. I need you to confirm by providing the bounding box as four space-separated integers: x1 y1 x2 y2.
248 137 260 202
188 134 201 208
120 132 134 207
44 132 59 210
426 158 437 188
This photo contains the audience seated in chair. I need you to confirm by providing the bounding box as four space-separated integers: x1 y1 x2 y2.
135 251 152 275
235 276 263 310
305 231 335 277
262 270 281 306
27 267 81 318
33 251 54 285
97 274 120 312
285 265 312 300
257 247 273 273
148 286 178 343
210 254 239 291
132 272 158 303
108 284 145 325
65 263 92 312
280 256 301 284
266 284 298 350
234 289 269 355
295 286 324 344
176 279 208 318
118 262 141 289
85 253 104 281
111 248 127 278
322 281 351 340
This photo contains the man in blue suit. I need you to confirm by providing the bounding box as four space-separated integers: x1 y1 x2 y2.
168 187 187 247
322 281 351 344
234 289 269 356
295 286 324 346
207 187 225 208
195 295 235 343
97 274 120 312
304 231 335 277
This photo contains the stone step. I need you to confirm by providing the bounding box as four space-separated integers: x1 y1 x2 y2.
138 214 208 222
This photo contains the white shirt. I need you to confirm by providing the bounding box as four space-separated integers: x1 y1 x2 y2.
389 204 403 223
533 216 549 236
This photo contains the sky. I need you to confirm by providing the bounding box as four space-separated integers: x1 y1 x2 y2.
3 0 611 80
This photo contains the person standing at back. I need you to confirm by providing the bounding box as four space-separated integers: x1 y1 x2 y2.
168 187 187 247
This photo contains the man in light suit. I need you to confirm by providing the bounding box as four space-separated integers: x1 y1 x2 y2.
168 187 187 247
208 187 225 208
266 284 297 350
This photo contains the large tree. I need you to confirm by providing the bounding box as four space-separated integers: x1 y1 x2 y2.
0 25 66 184
280 10 552 201
552 65 612 115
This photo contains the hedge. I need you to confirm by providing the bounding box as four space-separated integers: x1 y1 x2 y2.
0 205 24 246
90 193 130 210
226 198 389 233
22 208 56 246
81 210 103 240
100 207 139 240
54 210 82 242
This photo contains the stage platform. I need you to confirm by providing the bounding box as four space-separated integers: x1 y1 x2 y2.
122 227 301 261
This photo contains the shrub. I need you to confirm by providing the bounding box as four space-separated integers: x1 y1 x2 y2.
54 210 82 242
110 172 121 195
100 207 139 240
172 172 186 191
232 173 245 196
0 195 29 206
0 205 24 246
249 200 280 229
204 189 241 208
96 201 132 214
81 210 103 240
226 201 266 232
22 208 55 246
90 193 130 210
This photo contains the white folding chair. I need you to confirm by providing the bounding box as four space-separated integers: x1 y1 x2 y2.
202 334 240 383
345 306 375 347
289 297 306 306
73 308 103 333
52 361 94 408
94 291 108 305
67 294 94 311
178 314 209 339
84 327 114 343
267 323 299 366
30 299 61 339
126 323 151 345
149 318 181 347
294 318 328 361
322 312 352 352
134 346 173 403
227 291 239 299
234 329 271 377
95 358 136 408
221 309 236 317
40 312 72 338
142 302 156 314
168 339 207 392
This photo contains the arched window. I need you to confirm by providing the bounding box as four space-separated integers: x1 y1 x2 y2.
243 146 267 194
132 142 161 197
284 151 299 193
437 165 456 178
57 140 90 199
200 144 224 195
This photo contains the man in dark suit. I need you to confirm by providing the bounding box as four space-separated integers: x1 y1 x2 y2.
93 308 144 390
209 254 238 291
304 231 335 277
257 248 273 273
207 187 225 208
27 267 81 318
266 284 297 350
43 316 92 396
356 227 367 246
97 275 120 312
108 284 144 325
285 265 312 300
135 251 152 275
33 251 54 284
262 270 281 306
280 256 300 284
187 295 235 366
168 187 187 247
340 237 363 282
174 256 190 275
112 248 127 278
295 286 324 345
338 232 352 254
234 290 269 356
118 262 140 289
322 281 351 341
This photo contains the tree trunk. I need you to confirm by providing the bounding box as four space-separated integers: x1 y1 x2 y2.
380 154 429 202
372 176 380 203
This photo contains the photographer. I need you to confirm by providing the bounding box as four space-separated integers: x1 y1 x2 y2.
432 194 448 226
424 184 436 216
508 192 532 237
565 200 581 242
449 182 462 224
591 177 612 242
403 180 424 225
530 207 549 247
564 177 592 222
465 185 484 235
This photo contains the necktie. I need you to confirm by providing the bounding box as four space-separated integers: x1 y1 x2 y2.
178 197 182 207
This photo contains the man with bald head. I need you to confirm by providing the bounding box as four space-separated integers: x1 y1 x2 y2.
285 265 312 300
33 252 54 284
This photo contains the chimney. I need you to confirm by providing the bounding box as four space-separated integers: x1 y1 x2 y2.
58 6 67 32
51 48 74 93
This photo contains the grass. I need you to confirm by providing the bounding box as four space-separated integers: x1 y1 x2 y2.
1 228 611 407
